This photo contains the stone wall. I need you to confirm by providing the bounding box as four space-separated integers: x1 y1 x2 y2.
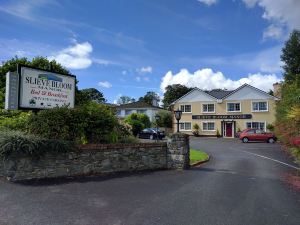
167 133 190 169
0 133 190 181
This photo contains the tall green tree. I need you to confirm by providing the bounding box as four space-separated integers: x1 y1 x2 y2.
281 30 300 86
0 56 70 109
117 95 135 105
139 91 160 106
162 84 193 109
77 88 106 104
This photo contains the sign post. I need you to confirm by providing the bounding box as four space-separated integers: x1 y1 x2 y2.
5 65 76 110
5 71 19 110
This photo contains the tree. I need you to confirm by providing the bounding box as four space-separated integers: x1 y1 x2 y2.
139 91 160 106
281 30 300 85
162 84 193 109
79 88 106 104
124 113 151 136
117 96 135 105
155 110 172 128
0 56 70 109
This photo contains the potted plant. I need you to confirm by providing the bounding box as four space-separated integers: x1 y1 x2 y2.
266 124 274 132
216 129 221 138
192 123 200 137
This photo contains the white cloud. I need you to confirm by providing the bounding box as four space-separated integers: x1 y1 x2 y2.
49 41 93 69
137 66 152 74
122 70 127 75
98 81 112 88
263 24 283 40
0 0 60 21
242 0 300 30
113 93 122 104
136 76 141 82
160 68 282 93
179 45 283 74
197 0 218 6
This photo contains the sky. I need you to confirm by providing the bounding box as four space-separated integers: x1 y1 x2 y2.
0 0 299 103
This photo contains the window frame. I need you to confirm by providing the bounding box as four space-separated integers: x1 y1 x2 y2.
202 121 216 132
251 101 268 112
226 102 242 112
180 104 192 113
179 122 192 131
201 103 216 114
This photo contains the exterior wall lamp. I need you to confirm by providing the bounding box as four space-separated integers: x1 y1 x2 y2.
174 108 183 133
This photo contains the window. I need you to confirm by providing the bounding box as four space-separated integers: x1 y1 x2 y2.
227 102 241 112
180 122 192 131
125 110 132 115
246 122 266 131
180 105 191 113
252 101 268 111
255 129 265 134
117 110 122 116
202 122 215 131
137 109 147 114
202 104 215 113
246 129 255 134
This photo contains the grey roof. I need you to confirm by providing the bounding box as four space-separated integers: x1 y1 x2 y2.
116 101 163 109
205 89 234 99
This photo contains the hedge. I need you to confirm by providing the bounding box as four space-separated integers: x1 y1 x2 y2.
0 131 72 159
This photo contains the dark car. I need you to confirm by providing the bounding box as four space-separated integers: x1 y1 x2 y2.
138 128 165 140
239 128 277 143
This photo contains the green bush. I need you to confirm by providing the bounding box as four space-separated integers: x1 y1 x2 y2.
155 110 172 128
124 113 151 136
28 102 118 144
192 123 200 136
0 130 72 159
0 110 31 132
266 124 275 132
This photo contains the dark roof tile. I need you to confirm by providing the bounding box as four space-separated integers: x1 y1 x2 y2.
205 89 234 99
116 101 162 109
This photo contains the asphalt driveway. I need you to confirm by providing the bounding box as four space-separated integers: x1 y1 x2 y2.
1 138 300 225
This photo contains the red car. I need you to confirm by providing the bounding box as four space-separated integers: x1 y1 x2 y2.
239 128 277 143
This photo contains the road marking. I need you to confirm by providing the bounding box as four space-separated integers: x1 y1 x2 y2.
241 151 300 170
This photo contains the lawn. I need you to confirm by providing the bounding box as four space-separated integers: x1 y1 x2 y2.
190 149 209 164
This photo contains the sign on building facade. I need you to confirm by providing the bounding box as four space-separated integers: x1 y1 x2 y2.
192 114 252 120
5 65 76 110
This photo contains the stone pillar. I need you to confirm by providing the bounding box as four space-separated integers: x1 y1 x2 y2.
167 133 190 169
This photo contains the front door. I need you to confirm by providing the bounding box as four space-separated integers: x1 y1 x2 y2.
225 123 233 137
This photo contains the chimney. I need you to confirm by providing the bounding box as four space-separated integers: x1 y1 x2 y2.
273 82 282 99
152 98 158 107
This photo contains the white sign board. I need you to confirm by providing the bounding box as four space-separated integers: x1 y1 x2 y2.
19 66 75 109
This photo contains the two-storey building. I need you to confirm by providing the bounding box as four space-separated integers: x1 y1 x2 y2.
171 84 278 137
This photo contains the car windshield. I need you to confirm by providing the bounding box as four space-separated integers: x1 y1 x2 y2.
151 128 160 132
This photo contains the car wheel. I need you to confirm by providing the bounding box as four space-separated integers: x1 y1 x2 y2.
242 137 249 143
149 135 154 140
268 137 275 143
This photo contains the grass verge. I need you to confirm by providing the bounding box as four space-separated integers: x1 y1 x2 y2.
190 149 209 165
